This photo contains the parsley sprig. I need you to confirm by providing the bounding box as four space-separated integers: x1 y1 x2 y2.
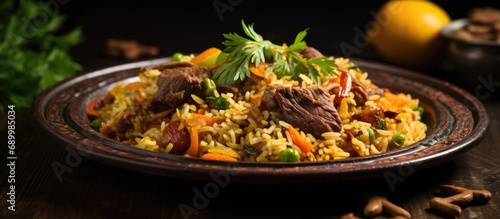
0 0 84 113
212 20 337 85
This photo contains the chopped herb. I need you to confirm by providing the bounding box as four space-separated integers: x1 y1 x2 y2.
212 20 337 85
0 0 84 113
376 118 387 130
243 146 257 156
205 96 216 105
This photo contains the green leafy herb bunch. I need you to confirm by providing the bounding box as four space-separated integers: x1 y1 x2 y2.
0 0 84 113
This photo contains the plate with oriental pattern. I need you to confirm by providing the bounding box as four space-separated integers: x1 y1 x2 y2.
31 57 489 184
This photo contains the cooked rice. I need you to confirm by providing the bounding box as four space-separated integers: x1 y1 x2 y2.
96 56 427 162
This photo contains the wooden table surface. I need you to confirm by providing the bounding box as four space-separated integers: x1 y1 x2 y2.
2 1 499 218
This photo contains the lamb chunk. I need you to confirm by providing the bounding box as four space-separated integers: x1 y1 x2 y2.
299 46 324 59
151 61 193 71
366 86 386 97
344 70 385 106
350 76 370 106
351 108 385 127
261 87 277 110
148 65 213 112
261 85 342 139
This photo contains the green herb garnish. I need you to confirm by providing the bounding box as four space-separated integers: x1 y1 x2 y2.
212 20 337 85
243 146 257 156
0 0 84 113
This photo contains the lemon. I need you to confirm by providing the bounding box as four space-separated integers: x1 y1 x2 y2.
368 0 451 70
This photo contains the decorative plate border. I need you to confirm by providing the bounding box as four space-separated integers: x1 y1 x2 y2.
31 57 489 184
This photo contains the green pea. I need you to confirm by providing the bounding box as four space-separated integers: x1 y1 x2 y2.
213 96 229 110
413 106 424 116
203 78 217 96
90 118 105 131
391 133 406 148
367 127 376 143
376 118 387 130
171 52 184 61
279 148 300 162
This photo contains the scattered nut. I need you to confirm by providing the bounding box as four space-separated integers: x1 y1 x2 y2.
429 185 492 217
106 39 159 60
363 194 384 217
339 212 362 219
456 6 500 42
439 184 492 204
340 193 411 219
364 193 411 219
430 190 473 217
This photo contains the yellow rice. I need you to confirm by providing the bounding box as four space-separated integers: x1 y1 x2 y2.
96 56 427 162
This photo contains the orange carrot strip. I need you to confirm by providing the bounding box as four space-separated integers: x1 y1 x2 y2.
191 47 221 66
197 108 207 114
186 126 199 157
191 113 223 126
135 95 145 104
201 153 238 162
124 81 146 90
86 109 100 119
249 63 277 84
288 126 313 153
250 92 264 105
249 63 274 77
249 63 266 78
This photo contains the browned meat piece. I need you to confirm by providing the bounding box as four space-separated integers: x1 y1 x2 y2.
261 87 277 109
365 86 386 97
152 61 194 71
348 71 385 106
350 76 370 106
148 64 213 112
299 46 324 59
351 107 400 128
261 85 342 139
351 108 385 127
117 113 134 132
384 110 399 119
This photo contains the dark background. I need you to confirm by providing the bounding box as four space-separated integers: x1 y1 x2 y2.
1 2 499 219
57 0 500 81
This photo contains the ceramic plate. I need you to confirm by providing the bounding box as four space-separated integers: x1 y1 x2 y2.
31 57 489 184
